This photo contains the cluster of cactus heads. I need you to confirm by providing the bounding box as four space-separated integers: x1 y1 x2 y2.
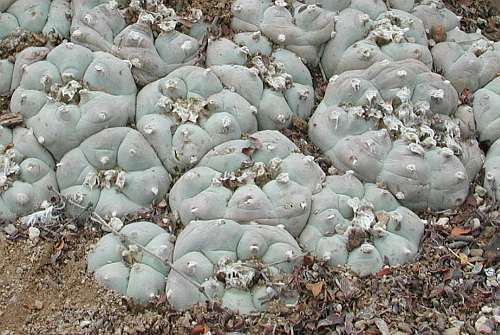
169 130 325 237
321 8 432 78
70 0 202 85
432 30 500 93
166 219 302 313
135 65 259 174
8 42 137 160
472 77 500 201
309 59 484 210
1 0 498 313
87 220 175 303
0 0 71 39
231 0 336 65
206 36 315 127
300 172 424 275
57 127 170 218
0 126 58 220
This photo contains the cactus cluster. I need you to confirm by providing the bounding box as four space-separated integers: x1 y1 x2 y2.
321 8 432 78
300 172 424 275
473 77 500 201
166 219 302 313
57 127 170 218
70 0 202 85
169 130 325 237
309 59 483 210
206 37 315 127
0 0 497 314
87 221 175 303
0 0 71 39
432 30 500 93
9 42 137 160
0 126 58 220
231 0 336 65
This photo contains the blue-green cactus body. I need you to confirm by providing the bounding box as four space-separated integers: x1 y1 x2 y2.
166 219 302 313
87 221 175 303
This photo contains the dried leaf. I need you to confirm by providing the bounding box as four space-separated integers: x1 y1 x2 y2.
450 226 472 236
376 267 392 277
241 146 255 156
191 324 209 335
306 281 324 297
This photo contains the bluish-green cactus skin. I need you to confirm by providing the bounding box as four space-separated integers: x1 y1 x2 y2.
56 127 171 219
136 65 259 174
206 37 315 128
70 0 200 85
166 219 302 313
87 221 175 304
0 126 58 221
484 139 500 201
169 130 325 237
9 42 137 160
321 8 431 78
0 47 50 96
432 33 500 93
410 0 459 33
300 172 425 275
231 0 336 65
473 77 500 144
308 59 481 210
0 0 71 39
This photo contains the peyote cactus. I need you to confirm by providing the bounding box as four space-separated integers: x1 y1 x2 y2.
56 127 171 218
0 0 71 39
0 46 50 95
136 65 259 174
300 172 425 275
473 77 500 144
169 130 325 237
432 30 500 93
87 221 175 303
320 8 432 78
408 0 460 34
231 0 336 66
9 42 137 160
484 139 500 202
166 219 302 313
70 0 201 85
136 61 313 174
0 126 58 221
308 59 483 210
206 37 315 128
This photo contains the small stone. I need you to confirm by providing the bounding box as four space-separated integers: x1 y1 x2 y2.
3 224 17 236
481 306 493 314
33 300 43 310
436 217 449 226
470 249 484 257
80 320 91 328
475 316 494 334
471 218 481 230
444 327 460 335
28 227 40 240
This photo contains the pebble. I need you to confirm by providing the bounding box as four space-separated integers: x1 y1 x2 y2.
3 224 17 235
80 320 91 328
436 217 449 226
28 226 40 240
443 327 460 335
33 300 43 310
471 218 481 230
475 316 494 334
470 249 484 257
